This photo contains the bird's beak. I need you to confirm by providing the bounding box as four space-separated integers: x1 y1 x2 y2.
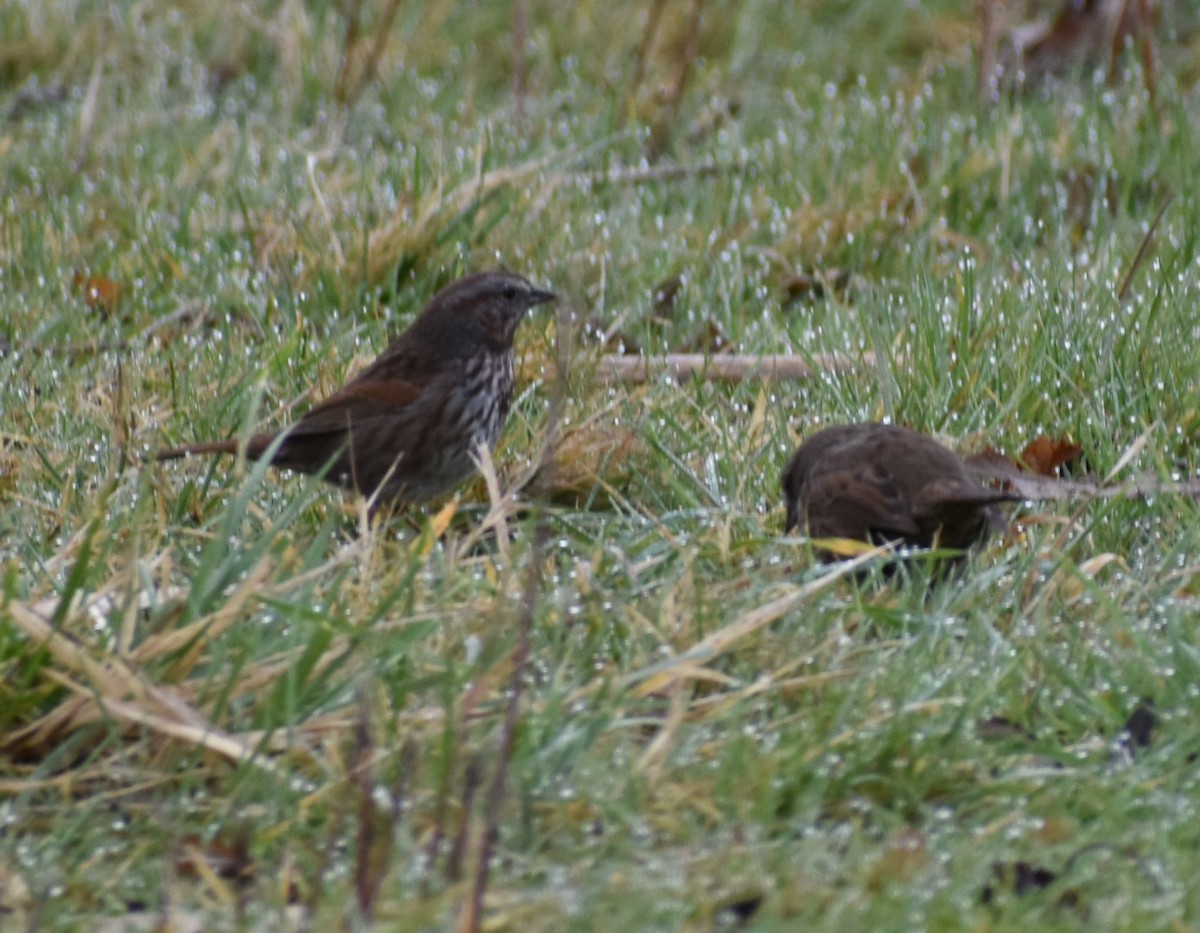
528 286 557 307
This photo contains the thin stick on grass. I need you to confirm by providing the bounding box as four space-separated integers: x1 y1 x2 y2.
528 154 744 220
970 458 1200 502
595 351 874 384
582 156 741 187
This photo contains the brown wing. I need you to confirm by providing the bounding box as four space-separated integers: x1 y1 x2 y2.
252 375 431 492
803 459 922 541
282 378 425 437
156 380 422 462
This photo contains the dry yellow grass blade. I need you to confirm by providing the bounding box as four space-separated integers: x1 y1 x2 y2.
56 678 278 775
619 547 884 698
658 631 861 721
636 664 740 693
688 669 861 719
0 761 180 797
427 498 460 542
5 600 277 773
134 556 275 676
1041 551 1127 605
636 683 688 778
128 540 364 693
181 841 239 907
8 600 142 698
6 537 338 766
807 536 886 559
472 442 512 564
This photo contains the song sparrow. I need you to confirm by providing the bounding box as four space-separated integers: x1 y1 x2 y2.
782 423 1014 559
157 270 556 506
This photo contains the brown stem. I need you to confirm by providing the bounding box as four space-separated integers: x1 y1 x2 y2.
595 352 875 383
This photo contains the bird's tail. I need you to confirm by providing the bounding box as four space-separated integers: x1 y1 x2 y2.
155 436 273 461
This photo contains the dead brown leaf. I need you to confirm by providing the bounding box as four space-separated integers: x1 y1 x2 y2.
73 271 123 314
1021 435 1084 476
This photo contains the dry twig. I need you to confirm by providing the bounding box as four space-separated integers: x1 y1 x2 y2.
595 352 873 384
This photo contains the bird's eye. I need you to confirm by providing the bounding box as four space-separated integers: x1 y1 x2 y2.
502 285 518 301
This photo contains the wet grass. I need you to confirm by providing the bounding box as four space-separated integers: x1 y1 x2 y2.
3 1 1200 929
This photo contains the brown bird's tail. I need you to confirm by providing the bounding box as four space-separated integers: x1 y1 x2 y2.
921 482 1021 510
156 436 272 461
155 439 240 461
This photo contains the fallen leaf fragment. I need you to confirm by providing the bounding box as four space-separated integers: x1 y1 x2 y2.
1021 435 1083 476
73 272 123 313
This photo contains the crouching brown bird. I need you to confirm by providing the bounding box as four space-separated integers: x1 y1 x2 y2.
781 423 1015 563
157 270 556 506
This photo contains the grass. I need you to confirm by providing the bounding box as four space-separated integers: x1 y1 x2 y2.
3 0 1200 929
